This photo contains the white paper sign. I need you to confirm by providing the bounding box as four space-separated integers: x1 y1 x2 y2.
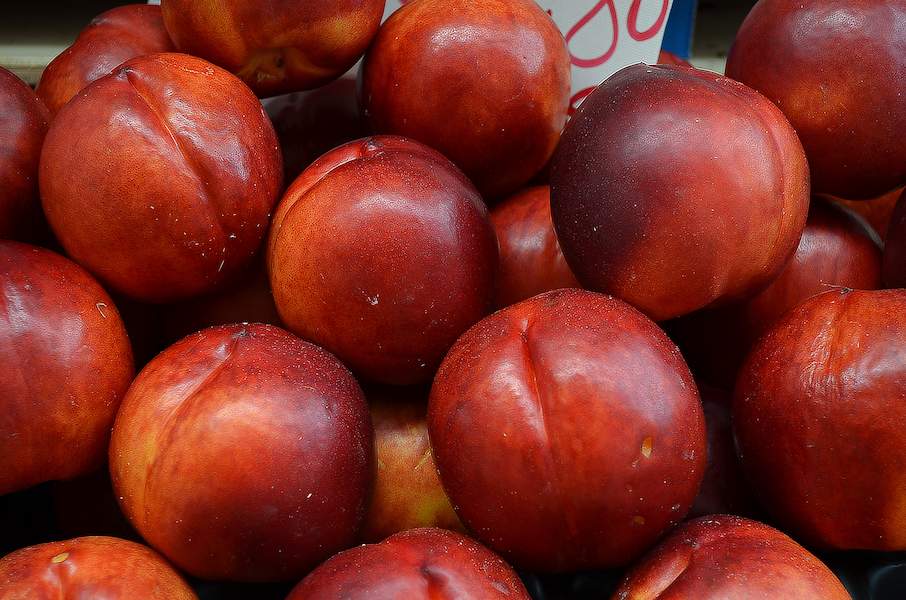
382 0 674 112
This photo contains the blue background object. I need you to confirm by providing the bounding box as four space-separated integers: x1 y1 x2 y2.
662 0 698 58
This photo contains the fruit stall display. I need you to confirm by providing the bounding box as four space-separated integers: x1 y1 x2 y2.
2 1 906 599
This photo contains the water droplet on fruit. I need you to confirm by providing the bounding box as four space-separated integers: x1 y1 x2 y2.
641 436 653 458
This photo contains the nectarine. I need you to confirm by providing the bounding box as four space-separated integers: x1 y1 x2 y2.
0 242 133 495
109 324 372 581
361 0 570 198
613 516 849 599
0 68 49 242
735 289 906 550
268 136 497 385
0 537 196 599
161 0 385 96
287 528 530 599
490 185 580 308
36 4 175 117
360 387 463 542
40 53 282 302
726 0 906 199
551 64 810 321
429 289 706 572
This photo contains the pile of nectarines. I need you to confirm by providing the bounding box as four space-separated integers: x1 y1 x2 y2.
2 0 905 598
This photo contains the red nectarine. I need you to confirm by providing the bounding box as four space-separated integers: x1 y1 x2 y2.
613 516 849 598
490 185 580 308
0 67 49 242
360 387 463 543
429 289 706 572
36 4 175 117
669 199 882 388
109 324 372 581
551 64 810 321
161 0 385 96
0 241 133 495
361 0 571 198
268 136 497 385
735 289 906 550
726 0 906 199
40 53 282 302
0 536 196 599
287 528 530 600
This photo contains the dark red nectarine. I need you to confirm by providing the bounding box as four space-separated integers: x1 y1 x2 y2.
882 189 906 288
287 528 530 600
109 324 372 581
828 186 903 240
551 64 810 321
36 4 175 117
268 136 497 385
361 0 570 199
669 199 882 388
428 289 706 572
689 386 755 519
0 536 196 599
39 52 282 303
613 516 849 599
265 77 366 184
735 289 906 550
161 0 385 97
726 0 906 199
0 242 133 495
360 388 463 543
490 185 580 308
0 67 49 242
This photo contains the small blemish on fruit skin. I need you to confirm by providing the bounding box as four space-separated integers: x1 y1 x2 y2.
51 552 69 564
633 516 646 526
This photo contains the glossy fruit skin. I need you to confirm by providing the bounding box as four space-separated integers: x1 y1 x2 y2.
551 64 810 321
428 289 706 572
160 0 385 97
735 289 906 550
882 190 906 287
612 516 850 599
828 186 903 240
726 0 906 200
0 536 197 599
287 528 530 600
361 0 570 199
669 199 882 388
688 387 755 519
360 388 464 543
40 52 282 303
265 76 366 184
490 185 580 309
268 136 497 385
0 242 134 495
0 67 50 242
109 324 373 581
36 4 175 117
